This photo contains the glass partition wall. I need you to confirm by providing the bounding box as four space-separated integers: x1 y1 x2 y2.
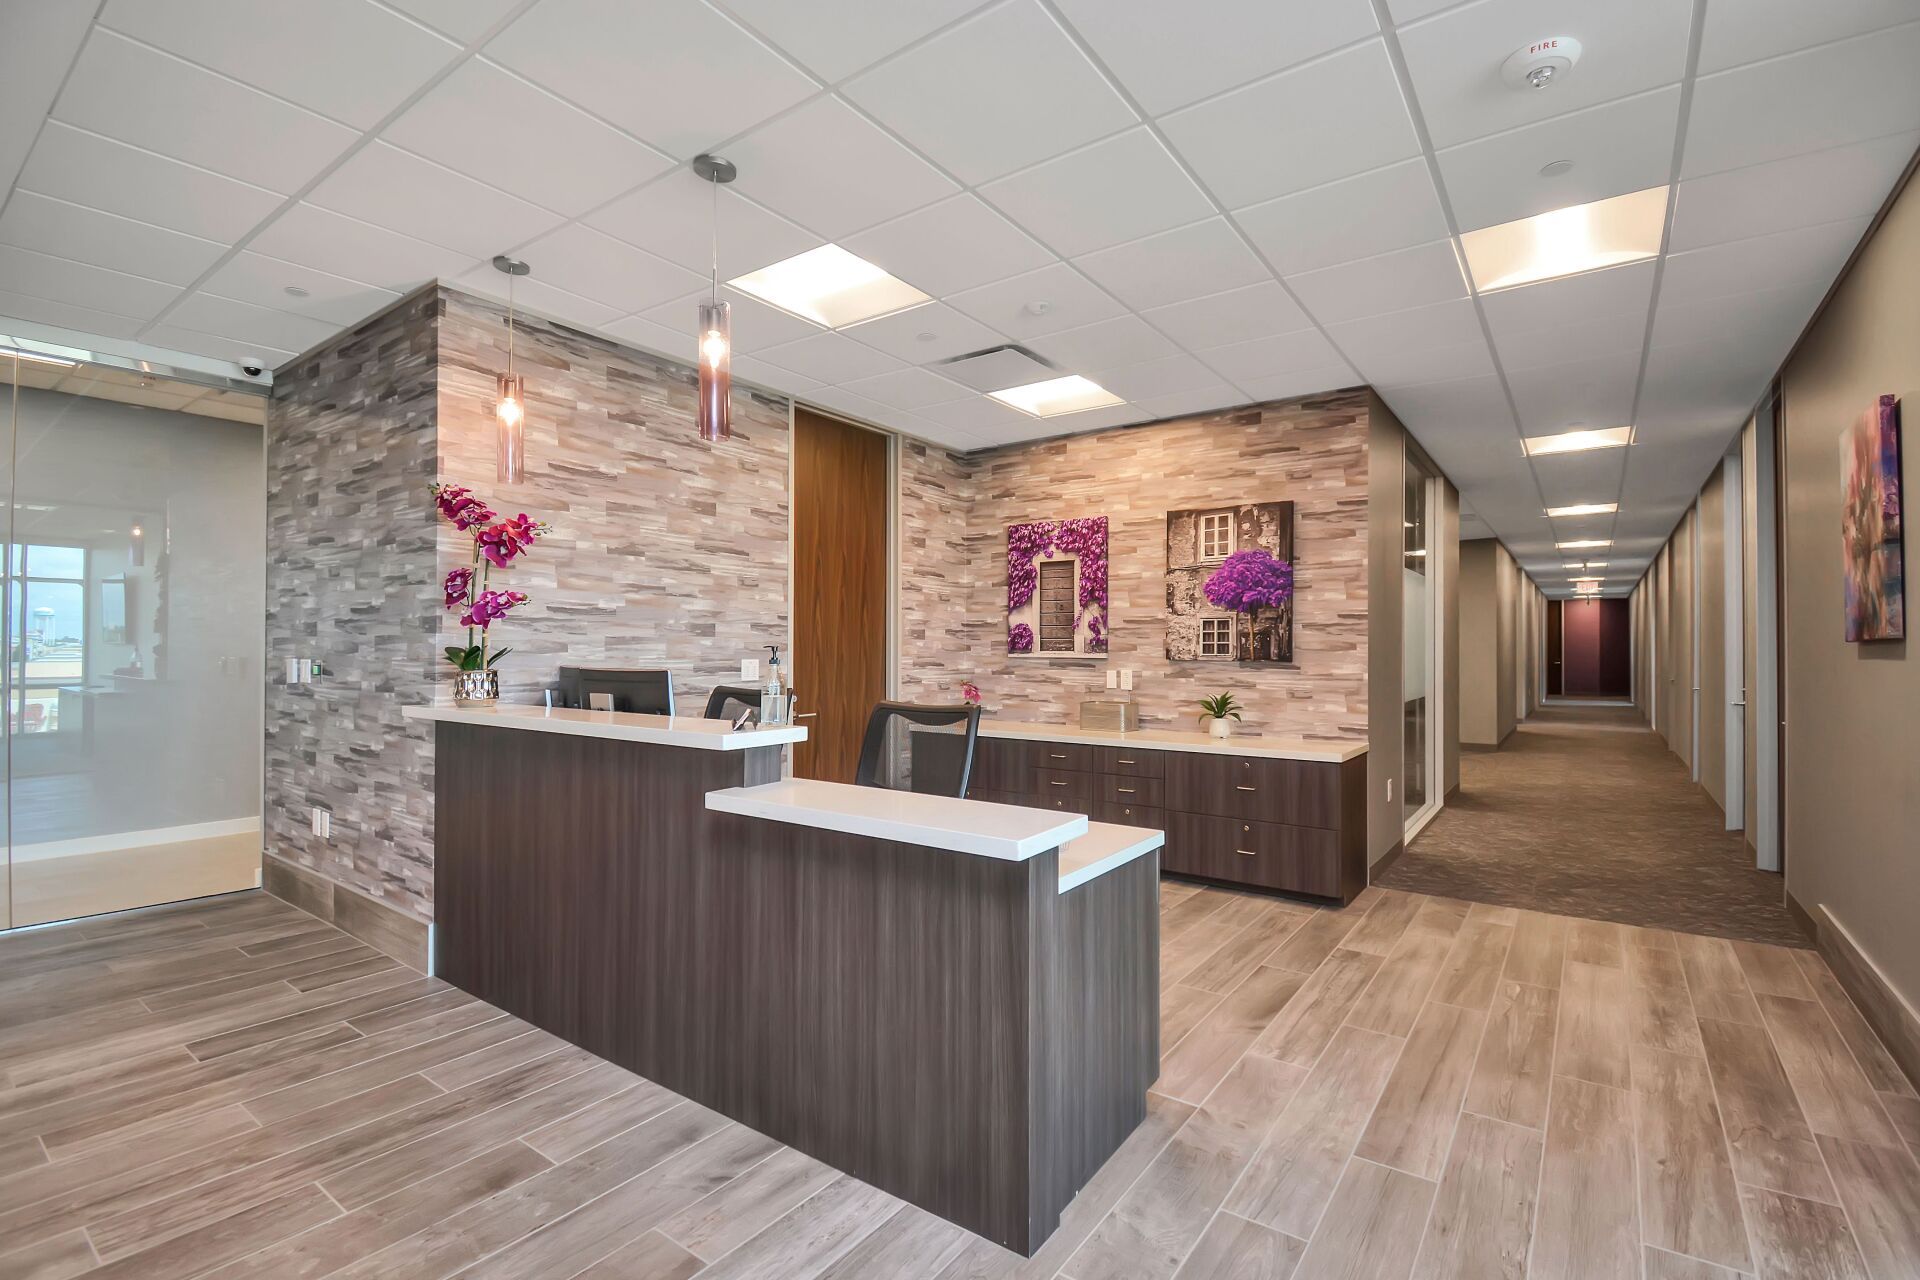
0 347 265 929
1403 451 1443 840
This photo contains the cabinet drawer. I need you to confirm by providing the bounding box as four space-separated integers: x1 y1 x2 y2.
1035 791 1091 817
1163 811 1342 898
1097 773 1164 807
1032 741 1094 772
1095 800 1164 831
1094 746 1164 778
1165 753 1341 828
971 737 1037 794
1034 767 1092 800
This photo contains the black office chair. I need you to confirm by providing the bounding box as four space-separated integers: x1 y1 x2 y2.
855 701 981 798
704 684 764 722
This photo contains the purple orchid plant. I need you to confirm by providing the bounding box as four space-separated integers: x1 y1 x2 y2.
432 483 550 673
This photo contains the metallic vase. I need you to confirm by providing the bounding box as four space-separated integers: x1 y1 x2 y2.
453 669 500 705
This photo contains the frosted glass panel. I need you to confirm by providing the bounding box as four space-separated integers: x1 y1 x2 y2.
1 362 264 927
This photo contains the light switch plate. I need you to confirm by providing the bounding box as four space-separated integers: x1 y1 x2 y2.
310 808 331 839
741 658 760 681
1120 669 1134 691
1105 669 1118 689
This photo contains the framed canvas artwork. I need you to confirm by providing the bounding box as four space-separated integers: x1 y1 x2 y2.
1006 517 1109 656
1840 393 1905 642
1166 502 1295 663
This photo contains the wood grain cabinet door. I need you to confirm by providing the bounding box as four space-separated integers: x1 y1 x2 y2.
1165 754 1341 828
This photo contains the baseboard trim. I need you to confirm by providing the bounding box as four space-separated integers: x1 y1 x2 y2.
264 853 432 974
1796 892 1920 1095
1370 839 1406 879
1784 886 1818 944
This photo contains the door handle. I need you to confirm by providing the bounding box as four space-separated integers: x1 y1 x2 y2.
794 712 818 719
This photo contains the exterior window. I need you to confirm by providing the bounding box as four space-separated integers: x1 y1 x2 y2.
1199 511 1234 561
1199 616 1233 658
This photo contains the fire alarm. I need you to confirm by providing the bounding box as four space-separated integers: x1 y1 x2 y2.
1502 36 1582 90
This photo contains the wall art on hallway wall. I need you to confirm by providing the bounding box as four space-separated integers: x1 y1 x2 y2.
1165 502 1296 664
1839 393 1904 642
1006 517 1109 656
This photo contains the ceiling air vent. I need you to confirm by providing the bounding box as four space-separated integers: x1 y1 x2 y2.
935 344 1058 392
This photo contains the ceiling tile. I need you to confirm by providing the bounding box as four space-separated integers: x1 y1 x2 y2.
1532 448 1629 510
1683 23 1920 178
98 0 458 129
14 122 283 244
722 95 957 239
1073 218 1266 311
140 323 297 366
838 366 972 410
1699 0 1916 74
1480 260 1654 369
1194 327 1343 383
308 141 565 259
1233 362 1361 404
1436 86 1681 232
1650 278 1819 355
489 0 818 158
729 351 820 393
247 202 477 289
1658 216 1868 312
165 291 340 354
719 0 991 82
1128 384 1248 423
450 262 625 326
1506 349 1642 431
1398 0 1692 149
1029 315 1176 372
1349 338 1494 386
0 244 179 320
979 128 1212 258
1161 41 1418 209
804 385 893 424
841 195 1054 296
601 310 690 363
0 2 93 198
947 262 1125 337
382 59 675 217
1669 131 1917 252
917 392 1038 436
1284 239 1467 325
1053 0 1378 116
1090 353 1221 401
586 169 821 279
1377 373 1514 437
0 191 226 287
641 287 823 352
1139 281 1311 350
53 29 357 194
0 288 148 340
841 0 1136 185
758 329 906 383
199 251 401 326
1326 297 1487 372
1235 159 1448 275
384 0 523 42
840 301 1002 362
515 223 707 312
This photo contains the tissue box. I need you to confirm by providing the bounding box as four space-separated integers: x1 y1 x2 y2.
1079 699 1140 732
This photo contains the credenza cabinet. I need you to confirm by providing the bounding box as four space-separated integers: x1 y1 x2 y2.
958 735 1367 904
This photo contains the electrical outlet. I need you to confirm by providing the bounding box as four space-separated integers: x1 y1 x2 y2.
740 658 759 681
310 808 331 839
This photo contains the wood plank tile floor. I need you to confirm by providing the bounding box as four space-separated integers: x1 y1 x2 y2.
4 886 1918 1279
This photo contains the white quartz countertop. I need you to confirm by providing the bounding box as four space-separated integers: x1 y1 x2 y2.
705 778 1087 861
938 717 1366 763
404 702 807 750
1057 822 1164 893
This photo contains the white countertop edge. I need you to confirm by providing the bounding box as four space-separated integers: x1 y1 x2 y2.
939 718 1366 762
1057 823 1164 894
403 702 807 750
705 779 1087 861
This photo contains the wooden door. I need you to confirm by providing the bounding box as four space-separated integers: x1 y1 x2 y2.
791 408 888 783
1563 599 1604 695
1546 599 1564 696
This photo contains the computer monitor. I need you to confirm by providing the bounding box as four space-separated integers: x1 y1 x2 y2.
555 666 674 715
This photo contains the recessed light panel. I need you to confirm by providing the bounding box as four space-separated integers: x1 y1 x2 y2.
989 375 1125 418
1558 539 1611 550
1461 187 1668 292
727 244 931 329
1546 502 1618 517
1524 426 1634 456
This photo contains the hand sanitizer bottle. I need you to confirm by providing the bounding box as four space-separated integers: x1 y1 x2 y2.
761 645 786 725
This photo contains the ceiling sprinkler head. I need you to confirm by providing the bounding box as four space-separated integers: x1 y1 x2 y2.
1023 300 1052 317
1502 36 1582 91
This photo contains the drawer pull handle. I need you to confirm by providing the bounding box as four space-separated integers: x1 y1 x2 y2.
1235 785 1258 792
1117 786 1136 794
1116 758 1135 764
1235 848 1257 857
1049 780 1068 787
1048 752 1068 759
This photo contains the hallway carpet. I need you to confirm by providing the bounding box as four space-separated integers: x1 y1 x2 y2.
1378 704 1807 946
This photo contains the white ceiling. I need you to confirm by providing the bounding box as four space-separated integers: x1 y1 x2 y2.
2 0 1916 594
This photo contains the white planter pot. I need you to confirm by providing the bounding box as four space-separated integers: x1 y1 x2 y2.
1207 716 1232 739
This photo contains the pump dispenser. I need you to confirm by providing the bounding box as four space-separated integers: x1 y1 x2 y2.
761 645 786 725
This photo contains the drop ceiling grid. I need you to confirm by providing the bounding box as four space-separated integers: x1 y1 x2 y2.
0 0 1911 593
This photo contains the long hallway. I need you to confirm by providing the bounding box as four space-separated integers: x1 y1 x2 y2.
1378 704 1803 947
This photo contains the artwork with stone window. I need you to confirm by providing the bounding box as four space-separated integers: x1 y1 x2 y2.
1166 502 1295 663
1005 517 1109 656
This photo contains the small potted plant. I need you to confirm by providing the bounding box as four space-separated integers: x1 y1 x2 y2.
433 483 550 705
1197 691 1243 739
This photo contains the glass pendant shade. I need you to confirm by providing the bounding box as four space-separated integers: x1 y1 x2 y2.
697 299 731 443
496 372 525 483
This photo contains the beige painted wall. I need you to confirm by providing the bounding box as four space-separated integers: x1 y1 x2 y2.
1699 465 1729 811
1740 416 1761 848
1779 159 1920 1008
1458 538 1521 747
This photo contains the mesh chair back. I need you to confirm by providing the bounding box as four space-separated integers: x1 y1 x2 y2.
854 701 981 797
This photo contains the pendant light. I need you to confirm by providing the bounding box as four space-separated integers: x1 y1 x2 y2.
692 154 736 443
492 254 531 483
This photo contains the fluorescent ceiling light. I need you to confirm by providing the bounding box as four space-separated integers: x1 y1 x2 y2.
1557 539 1611 550
1546 502 1618 517
727 244 930 329
988 375 1124 418
1523 426 1634 456
1460 186 1669 292
0 346 78 369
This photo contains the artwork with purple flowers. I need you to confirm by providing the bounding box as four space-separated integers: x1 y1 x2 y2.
1840 394 1904 642
1166 502 1295 663
1006 516 1109 657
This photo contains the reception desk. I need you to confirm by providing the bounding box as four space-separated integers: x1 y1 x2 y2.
406 703 1161 1255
